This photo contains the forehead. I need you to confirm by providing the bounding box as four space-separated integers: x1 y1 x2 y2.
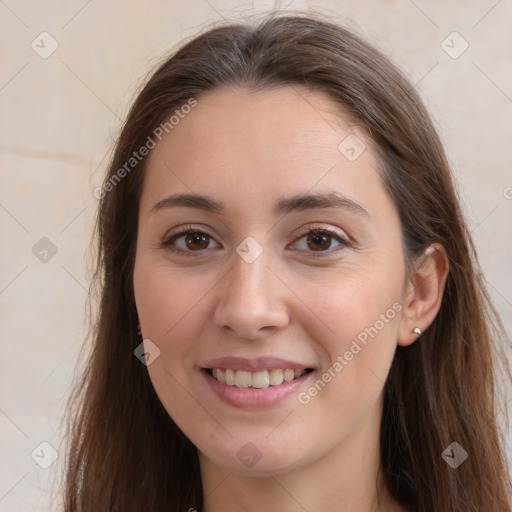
156 85 365 156
141 86 385 217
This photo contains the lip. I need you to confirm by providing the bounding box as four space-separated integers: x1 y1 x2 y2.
201 367 315 409
201 356 313 372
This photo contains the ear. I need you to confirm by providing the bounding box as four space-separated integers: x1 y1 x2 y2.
397 243 449 347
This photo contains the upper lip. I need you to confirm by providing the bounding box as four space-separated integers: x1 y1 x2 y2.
201 356 314 372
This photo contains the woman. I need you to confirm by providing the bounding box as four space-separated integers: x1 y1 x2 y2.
64 12 512 512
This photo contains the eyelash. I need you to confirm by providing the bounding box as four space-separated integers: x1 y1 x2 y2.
161 224 351 259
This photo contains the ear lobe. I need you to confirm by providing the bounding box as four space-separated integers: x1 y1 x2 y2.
397 244 449 347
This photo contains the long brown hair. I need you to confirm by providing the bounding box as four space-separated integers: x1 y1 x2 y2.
63 11 512 511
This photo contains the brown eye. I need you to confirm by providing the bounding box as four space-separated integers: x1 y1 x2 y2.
306 231 333 251
291 227 349 256
184 232 210 250
162 229 221 255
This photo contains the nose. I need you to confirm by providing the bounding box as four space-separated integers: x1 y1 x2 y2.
212 245 290 340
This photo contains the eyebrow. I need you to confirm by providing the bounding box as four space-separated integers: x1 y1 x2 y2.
150 191 369 217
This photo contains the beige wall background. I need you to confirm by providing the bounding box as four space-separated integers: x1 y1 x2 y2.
1 0 511 509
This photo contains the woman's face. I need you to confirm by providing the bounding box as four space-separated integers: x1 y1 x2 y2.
133 86 409 475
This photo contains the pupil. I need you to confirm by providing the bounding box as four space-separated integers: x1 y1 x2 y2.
308 232 331 251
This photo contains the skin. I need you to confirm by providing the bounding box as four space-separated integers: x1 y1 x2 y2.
133 86 448 512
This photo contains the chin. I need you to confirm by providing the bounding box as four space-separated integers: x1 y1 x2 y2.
197 436 314 477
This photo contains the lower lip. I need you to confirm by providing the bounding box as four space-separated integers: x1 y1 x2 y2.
202 369 313 409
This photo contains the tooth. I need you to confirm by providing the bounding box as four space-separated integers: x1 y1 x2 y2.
225 369 236 386
215 367 305 387
269 369 284 386
283 369 295 382
235 370 252 388
252 370 270 389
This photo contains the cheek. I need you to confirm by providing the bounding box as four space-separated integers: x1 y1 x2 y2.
134 256 215 343
296 268 403 413
298 262 403 350
133 257 217 419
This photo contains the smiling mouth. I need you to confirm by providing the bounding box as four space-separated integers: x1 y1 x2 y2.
205 368 314 389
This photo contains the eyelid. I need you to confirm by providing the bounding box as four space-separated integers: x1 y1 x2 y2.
164 223 214 240
292 223 348 241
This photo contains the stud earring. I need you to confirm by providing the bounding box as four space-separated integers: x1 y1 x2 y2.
413 327 422 335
